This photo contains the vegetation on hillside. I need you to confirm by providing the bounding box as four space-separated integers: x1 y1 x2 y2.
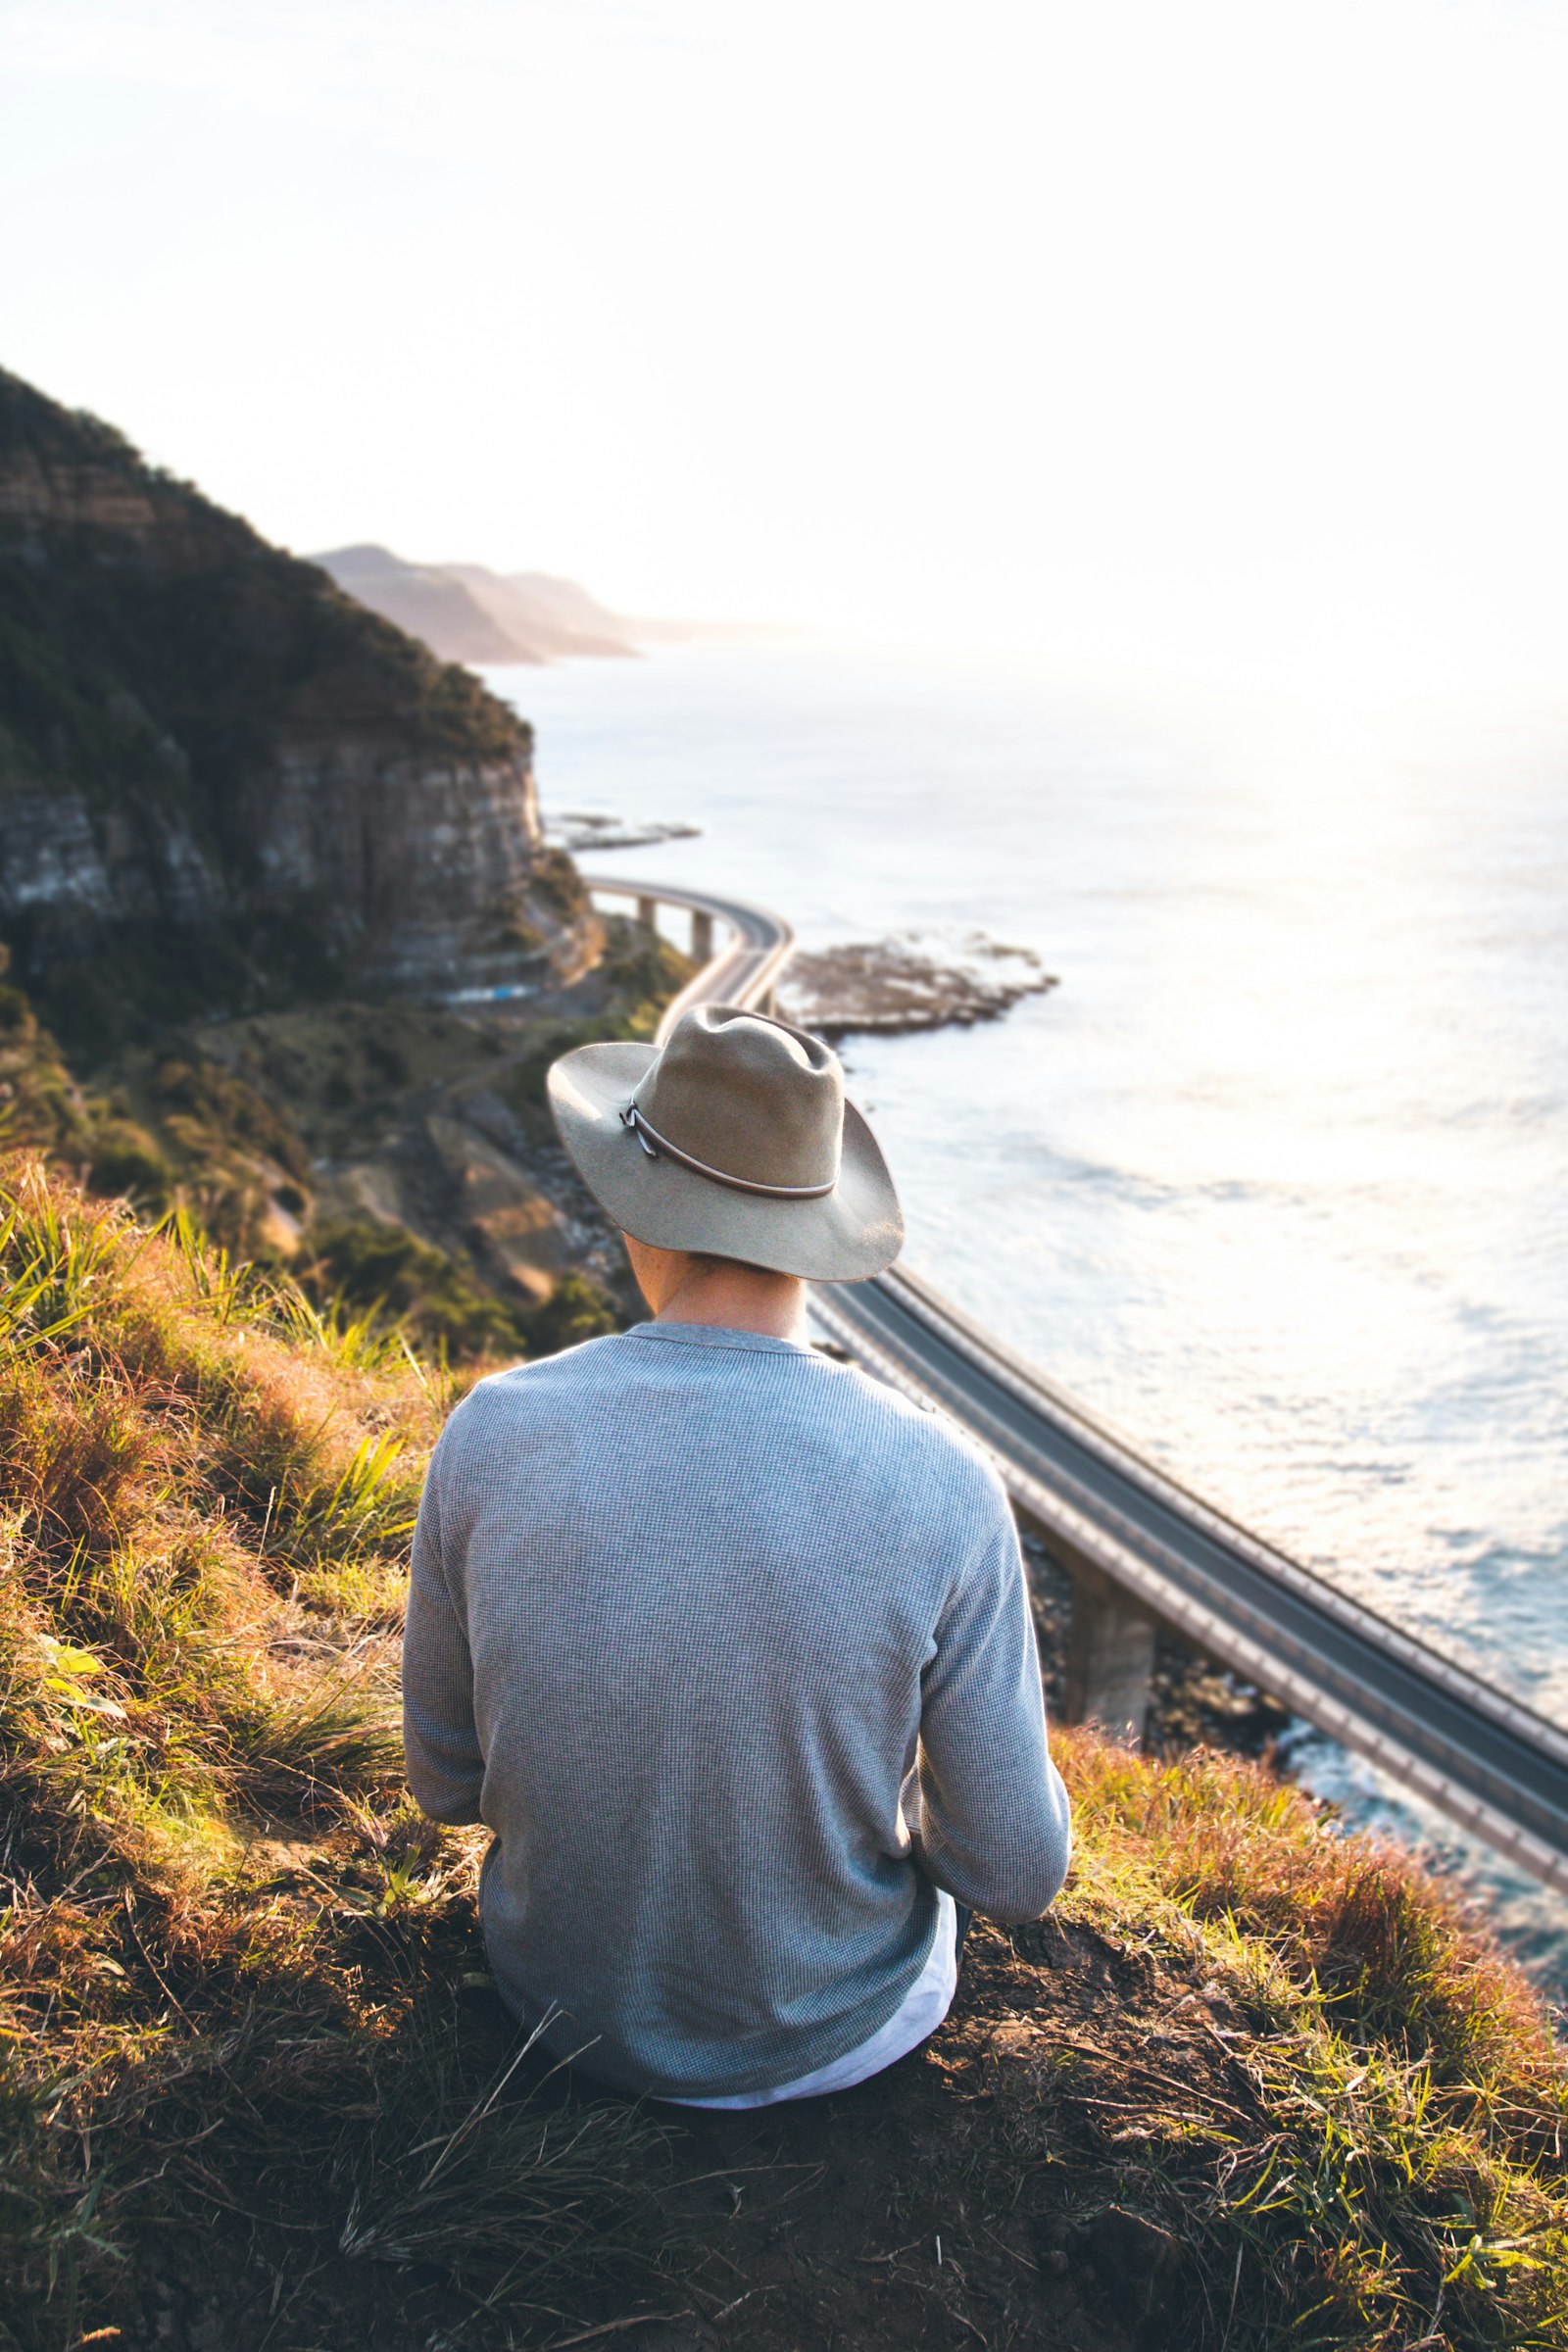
305 1218 617 1364
2 1157 1566 2350
0 919 697 1370
0 1157 664 2348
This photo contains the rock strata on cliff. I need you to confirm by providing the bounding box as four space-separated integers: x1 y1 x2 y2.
0 366 589 1043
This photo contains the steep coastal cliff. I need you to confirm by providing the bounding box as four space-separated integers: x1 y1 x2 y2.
0 367 589 1043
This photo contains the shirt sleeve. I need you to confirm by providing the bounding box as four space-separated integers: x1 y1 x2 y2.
911 1476 1072 1922
402 1453 486 1824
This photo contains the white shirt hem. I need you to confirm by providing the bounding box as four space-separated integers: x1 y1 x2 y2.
666 1891 959 2109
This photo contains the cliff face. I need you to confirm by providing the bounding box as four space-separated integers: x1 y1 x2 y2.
0 368 588 1044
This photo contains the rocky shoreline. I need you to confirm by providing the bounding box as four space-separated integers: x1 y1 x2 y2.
544 809 702 853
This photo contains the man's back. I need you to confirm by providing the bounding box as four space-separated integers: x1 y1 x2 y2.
404 1319 1071 2100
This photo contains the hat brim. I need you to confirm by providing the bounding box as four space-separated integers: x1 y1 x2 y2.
548 1040 904 1282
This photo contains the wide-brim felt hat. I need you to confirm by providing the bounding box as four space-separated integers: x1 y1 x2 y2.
548 1003 903 1283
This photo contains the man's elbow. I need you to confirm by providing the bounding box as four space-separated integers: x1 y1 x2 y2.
410 1782 484 1827
953 1783 1073 1924
978 1836 1071 1926
403 1745 484 1827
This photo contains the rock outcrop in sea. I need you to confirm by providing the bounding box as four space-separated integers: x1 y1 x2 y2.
778 930 1057 1039
0 367 591 1044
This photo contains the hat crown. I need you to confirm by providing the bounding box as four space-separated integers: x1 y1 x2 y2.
631 1004 844 1194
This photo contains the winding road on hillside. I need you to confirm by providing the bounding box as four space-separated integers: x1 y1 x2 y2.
587 874 1568 1898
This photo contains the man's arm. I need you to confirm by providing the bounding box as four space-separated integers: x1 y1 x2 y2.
402 1459 486 1824
912 1482 1071 1923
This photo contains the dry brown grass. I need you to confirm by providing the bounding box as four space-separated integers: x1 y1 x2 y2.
1059 1732 1559 2084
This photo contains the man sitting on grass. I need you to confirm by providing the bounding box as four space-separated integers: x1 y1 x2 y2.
403 1004 1071 2105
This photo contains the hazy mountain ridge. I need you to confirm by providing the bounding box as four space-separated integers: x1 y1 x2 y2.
311 543 642 665
0 367 589 1043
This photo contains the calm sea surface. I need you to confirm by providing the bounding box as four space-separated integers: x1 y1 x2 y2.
493 638 1568 1980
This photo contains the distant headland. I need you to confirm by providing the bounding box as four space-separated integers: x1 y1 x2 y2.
309 543 747 670
308 544 643 665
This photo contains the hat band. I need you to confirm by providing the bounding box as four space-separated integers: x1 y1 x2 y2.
620 1102 837 1200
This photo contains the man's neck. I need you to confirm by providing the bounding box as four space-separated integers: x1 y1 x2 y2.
656 1266 809 1344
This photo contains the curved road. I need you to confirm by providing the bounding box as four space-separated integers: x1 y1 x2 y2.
591 877 1568 1896
588 875 795 1033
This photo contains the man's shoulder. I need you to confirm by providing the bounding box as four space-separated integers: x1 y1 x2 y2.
826 1353 1008 1509
437 1333 626 1443
433 1331 1006 1516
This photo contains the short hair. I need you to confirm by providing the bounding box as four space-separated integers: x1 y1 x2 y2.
685 1250 779 1280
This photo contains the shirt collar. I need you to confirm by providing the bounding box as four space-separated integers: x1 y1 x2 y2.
624 1321 818 1357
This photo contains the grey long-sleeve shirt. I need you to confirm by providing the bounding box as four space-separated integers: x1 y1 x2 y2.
403 1321 1071 2099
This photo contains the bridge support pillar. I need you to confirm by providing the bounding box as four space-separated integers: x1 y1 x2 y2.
691 909 714 962
1064 1567 1155 1747
636 895 658 931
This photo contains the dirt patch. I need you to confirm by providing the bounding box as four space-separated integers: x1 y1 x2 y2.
79 1918 1245 2352
648 1917 1217 2352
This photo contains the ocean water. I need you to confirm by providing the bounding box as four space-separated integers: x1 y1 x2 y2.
493 637 1568 1979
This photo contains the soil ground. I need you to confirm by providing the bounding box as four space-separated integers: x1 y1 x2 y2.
77 1913 1240 2352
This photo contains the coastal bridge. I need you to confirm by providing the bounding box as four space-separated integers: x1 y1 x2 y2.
588 877 1568 1899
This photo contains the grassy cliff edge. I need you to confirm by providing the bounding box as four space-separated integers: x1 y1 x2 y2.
2 1158 1567 2351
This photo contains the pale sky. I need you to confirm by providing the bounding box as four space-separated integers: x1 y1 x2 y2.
5 0 1568 695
